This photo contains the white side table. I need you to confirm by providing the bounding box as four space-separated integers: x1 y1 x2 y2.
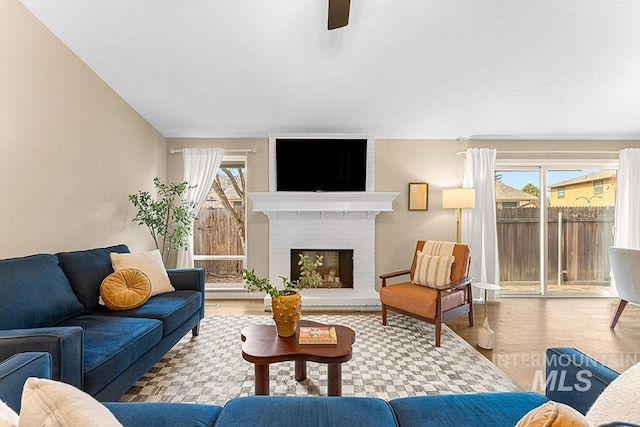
471 282 501 350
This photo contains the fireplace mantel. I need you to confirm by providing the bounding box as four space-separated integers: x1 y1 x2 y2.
248 192 398 217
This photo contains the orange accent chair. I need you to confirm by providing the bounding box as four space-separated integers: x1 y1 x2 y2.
379 240 473 347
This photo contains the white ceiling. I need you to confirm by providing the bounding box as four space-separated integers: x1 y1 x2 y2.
19 0 640 139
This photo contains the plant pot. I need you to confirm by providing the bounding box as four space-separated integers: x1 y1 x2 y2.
271 292 302 337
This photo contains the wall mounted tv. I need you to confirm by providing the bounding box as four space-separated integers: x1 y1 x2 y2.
275 138 367 192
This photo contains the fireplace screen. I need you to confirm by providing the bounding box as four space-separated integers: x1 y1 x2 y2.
290 249 354 289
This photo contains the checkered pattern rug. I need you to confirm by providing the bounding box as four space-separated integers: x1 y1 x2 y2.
119 314 516 405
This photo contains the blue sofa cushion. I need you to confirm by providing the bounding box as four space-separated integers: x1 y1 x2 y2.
94 290 202 336
104 402 221 427
215 396 398 427
57 315 162 395
389 392 548 427
57 244 130 313
0 254 84 330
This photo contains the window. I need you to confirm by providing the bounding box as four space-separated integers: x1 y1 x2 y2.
593 180 604 194
558 186 565 198
193 156 246 288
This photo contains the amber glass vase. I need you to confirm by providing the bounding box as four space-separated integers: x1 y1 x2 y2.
271 292 302 337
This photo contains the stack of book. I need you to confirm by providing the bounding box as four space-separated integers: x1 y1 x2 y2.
298 326 338 344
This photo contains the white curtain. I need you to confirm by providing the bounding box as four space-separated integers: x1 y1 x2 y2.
177 147 225 268
462 148 500 291
614 148 640 249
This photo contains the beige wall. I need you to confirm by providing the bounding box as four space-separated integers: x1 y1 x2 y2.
166 138 640 292
0 1 166 258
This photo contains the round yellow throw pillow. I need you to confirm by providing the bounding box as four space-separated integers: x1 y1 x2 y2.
516 401 594 427
100 268 151 311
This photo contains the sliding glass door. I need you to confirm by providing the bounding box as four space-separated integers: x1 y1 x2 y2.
497 164 616 295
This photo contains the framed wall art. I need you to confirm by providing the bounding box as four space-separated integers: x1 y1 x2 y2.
409 182 428 211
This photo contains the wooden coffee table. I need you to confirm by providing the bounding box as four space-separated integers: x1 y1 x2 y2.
241 320 355 396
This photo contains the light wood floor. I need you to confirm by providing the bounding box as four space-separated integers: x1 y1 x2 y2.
205 297 640 391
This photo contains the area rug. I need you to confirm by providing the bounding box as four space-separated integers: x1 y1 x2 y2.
119 314 516 405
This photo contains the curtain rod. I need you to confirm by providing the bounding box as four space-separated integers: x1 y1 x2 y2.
457 150 619 155
169 148 257 154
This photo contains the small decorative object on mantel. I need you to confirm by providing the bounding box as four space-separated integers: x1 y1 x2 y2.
408 182 428 211
242 254 324 337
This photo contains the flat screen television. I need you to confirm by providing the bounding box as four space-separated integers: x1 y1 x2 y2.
275 138 367 192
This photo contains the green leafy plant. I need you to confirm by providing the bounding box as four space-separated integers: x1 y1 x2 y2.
128 177 197 264
242 254 324 297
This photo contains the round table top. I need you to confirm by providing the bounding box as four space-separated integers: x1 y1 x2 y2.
471 282 501 291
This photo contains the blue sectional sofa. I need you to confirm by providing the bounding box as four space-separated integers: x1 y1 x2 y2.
0 348 631 426
0 244 205 401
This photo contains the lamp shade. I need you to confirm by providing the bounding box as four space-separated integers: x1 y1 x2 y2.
442 188 475 209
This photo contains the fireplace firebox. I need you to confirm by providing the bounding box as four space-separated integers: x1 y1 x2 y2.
291 249 354 289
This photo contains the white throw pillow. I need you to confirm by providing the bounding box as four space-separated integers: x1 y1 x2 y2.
19 378 122 427
110 249 174 297
411 250 454 289
586 362 640 425
0 399 18 427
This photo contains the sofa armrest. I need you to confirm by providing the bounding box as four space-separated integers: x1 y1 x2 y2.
167 268 206 320
0 352 51 413
167 268 205 293
0 327 83 390
546 347 619 415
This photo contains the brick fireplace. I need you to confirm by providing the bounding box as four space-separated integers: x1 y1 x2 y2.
248 191 398 310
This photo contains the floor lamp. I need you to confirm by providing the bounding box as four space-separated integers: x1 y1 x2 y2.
442 188 475 243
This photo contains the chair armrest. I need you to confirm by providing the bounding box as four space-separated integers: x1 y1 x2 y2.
0 352 51 413
545 347 619 414
379 270 411 287
436 277 472 292
0 327 83 389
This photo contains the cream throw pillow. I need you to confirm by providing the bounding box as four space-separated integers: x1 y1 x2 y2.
0 399 18 427
586 362 640 426
19 378 122 427
110 249 174 297
411 250 454 289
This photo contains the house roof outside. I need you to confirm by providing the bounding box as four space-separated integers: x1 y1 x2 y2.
548 170 616 188
495 181 538 203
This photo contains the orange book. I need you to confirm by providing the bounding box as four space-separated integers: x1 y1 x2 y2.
298 326 337 344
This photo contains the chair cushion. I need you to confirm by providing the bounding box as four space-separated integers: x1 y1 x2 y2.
215 396 397 427
380 282 465 319
110 250 175 297
390 392 549 427
57 244 130 313
410 240 470 283
411 251 454 289
94 290 201 336
56 315 162 395
100 269 151 311
0 254 84 330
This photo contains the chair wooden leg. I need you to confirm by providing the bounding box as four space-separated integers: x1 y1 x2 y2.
610 300 628 329
435 321 441 347
381 304 387 326
192 322 201 337
467 285 474 327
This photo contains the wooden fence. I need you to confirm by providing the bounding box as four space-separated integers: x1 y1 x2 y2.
497 206 615 284
193 207 244 277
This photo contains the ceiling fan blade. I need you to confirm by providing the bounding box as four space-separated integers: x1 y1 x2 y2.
328 0 350 30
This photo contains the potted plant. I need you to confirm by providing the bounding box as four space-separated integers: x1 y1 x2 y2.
242 253 323 337
128 177 197 265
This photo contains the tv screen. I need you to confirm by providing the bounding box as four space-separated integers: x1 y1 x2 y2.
276 138 367 192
